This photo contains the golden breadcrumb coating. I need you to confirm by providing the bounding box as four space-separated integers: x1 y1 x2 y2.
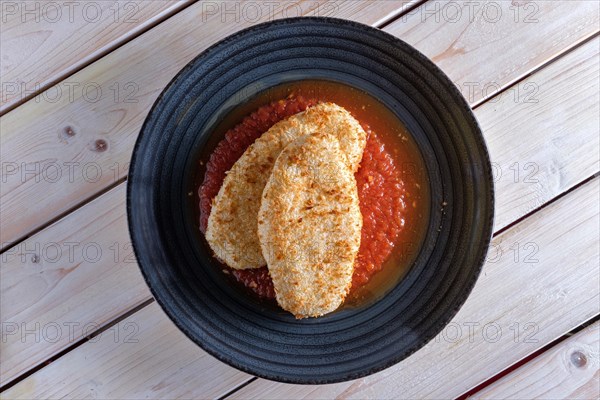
206 103 366 270
258 132 362 318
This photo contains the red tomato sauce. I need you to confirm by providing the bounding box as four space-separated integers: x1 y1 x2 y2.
198 81 429 303
199 96 315 299
353 129 406 289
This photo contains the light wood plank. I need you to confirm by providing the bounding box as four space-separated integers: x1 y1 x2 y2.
0 0 412 250
2 37 599 394
481 37 600 230
1 302 252 399
2 0 598 393
4 177 598 400
473 322 600 400
385 0 599 105
0 184 150 387
0 0 413 387
1 26 598 391
225 178 600 399
1 0 597 251
0 0 192 114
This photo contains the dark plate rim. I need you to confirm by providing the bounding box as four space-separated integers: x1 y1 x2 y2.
127 16 495 384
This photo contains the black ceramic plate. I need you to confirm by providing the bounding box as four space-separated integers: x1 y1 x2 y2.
128 17 494 384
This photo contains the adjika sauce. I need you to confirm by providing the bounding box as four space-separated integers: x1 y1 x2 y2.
198 80 429 305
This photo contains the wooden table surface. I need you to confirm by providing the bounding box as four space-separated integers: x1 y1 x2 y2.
1 1 599 398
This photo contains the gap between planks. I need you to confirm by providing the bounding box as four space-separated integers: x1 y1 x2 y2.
459 314 600 399
3 174 598 399
100 173 600 400
0 0 596 394
1 0 599 252
225 176 599 399
471 320 600 399
0 298 155 393
2 4 597 256
471 31 600 110
494 172 600 238
0 0 418 255
0 0 198 116
2 39 591 396
216 168 600 399
2 7 596 392
0 0 420 389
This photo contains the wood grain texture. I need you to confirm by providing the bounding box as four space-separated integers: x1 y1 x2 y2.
481 36 600 230
0 0 191 113
0 0 412 387
4 177 598 400
1 302 252 399
385 0 600 105
0 0 411 251
226 178 600 399
1 37 598 395
0 184 150 387
473 322 600 400
2 0 598 396
2 0 597 251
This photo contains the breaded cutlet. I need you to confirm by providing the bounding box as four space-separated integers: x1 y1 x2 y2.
258 132 362 318
206 103 366 270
